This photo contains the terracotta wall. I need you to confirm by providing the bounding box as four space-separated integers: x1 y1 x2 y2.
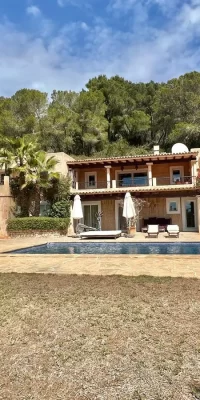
101 199 116 230
78 168 107 186
152 161 190 180
0 177 14 235
139 197 183 230
0 196 14 235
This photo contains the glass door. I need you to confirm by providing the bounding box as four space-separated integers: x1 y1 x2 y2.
182 199 197 231
115 200 127 232
83 204 99 229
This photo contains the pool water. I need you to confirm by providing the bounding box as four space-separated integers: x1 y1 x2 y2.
9 242 200 255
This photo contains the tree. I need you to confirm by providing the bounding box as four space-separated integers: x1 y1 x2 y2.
21 151 59 216
0 135 39 215
168 122 200 149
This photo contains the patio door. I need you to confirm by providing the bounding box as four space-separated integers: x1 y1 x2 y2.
82 202 101 229
115 200 127 232
182 198 197 231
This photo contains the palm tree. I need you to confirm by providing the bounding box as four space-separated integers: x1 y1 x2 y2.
0 136 59 216
0 136 39 215
20 151 59 216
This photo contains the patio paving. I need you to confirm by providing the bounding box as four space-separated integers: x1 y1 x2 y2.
0 232 200 277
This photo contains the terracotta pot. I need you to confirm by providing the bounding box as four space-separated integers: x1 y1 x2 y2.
129 226 136 235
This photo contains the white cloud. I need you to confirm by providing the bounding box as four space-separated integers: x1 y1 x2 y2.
108 0 180 15
1 1 200 96
57 0 80 7
26 5 41 17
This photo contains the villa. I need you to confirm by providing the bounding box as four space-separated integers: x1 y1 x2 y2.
1 146 200 235
67 146 200 233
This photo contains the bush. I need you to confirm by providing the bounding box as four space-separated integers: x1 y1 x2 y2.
7 217 69 232
48 200 71 218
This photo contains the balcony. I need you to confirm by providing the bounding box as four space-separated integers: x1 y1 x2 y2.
156 176 194 186
72 181 110 190
71 175 196 194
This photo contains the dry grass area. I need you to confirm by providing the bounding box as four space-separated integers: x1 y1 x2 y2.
0 274 200 400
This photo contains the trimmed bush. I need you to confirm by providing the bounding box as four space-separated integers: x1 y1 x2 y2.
7 217 69 232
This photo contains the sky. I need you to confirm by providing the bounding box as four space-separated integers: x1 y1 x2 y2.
0 0 200 96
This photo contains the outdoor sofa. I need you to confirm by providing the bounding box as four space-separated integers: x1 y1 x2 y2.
142 218 171 232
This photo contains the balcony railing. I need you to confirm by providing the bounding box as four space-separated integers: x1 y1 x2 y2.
72 176 195 190
117 178 149 188
72 181 110 190
156 176 193 186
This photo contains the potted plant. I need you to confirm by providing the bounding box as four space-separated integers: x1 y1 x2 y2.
121 196 148 236
128 217 137 235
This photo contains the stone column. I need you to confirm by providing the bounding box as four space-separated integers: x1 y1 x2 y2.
191 160 197 184
68 169 74 188
68 204 75 236
75 170 79 190
104 166 111 189
196 196 200 233
146 163 153 186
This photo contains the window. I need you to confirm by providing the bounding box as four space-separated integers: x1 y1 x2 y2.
118 173 132 187
170 166 184 184
117 171 148 187
40 201 50 217
166 198 180 214
85 172 97 189
133 172 148 186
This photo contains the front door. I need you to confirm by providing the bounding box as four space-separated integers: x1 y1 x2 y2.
182 199 197 231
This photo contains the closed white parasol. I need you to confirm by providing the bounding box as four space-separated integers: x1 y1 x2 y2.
72 195 83 220
123 192 136 220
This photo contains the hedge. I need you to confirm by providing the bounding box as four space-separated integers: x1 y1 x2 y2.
7 217 70 232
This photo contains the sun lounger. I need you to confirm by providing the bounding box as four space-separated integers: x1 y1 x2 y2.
147 225 159 238
79 230 122 239
167 225 179 238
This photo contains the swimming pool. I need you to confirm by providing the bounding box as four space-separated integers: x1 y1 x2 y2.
9 242 200 255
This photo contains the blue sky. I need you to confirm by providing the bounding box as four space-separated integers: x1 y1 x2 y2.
0 0 200 96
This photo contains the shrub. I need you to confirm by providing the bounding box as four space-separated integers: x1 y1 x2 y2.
48 200 71 218
7 217 69 232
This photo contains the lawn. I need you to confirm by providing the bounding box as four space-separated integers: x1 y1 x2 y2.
0 274 200 400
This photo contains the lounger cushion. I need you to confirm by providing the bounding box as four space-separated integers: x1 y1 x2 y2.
147 225 159 233
79 230 122 238
167 225 179 232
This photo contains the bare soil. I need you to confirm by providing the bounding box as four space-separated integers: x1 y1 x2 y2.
0 274 200 400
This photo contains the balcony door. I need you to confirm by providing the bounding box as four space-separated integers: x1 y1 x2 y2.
117 170 148 187
182 198 197 231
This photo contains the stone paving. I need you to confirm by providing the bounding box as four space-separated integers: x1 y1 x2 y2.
0 233 200 277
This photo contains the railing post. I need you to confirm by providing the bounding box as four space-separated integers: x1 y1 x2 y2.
152 177 157 186
104 165 111 188
191 160 197 184
112 180 116 189
146 163 153 186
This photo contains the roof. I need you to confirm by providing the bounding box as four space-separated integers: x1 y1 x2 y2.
66 151 198 167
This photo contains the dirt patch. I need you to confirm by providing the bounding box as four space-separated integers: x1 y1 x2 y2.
0 274 200 399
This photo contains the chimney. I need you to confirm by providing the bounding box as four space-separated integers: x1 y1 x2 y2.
153 145 159 155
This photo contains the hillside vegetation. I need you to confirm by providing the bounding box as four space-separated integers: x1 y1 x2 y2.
1 71 200 157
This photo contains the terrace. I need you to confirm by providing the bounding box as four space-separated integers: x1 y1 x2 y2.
67 151 198 194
